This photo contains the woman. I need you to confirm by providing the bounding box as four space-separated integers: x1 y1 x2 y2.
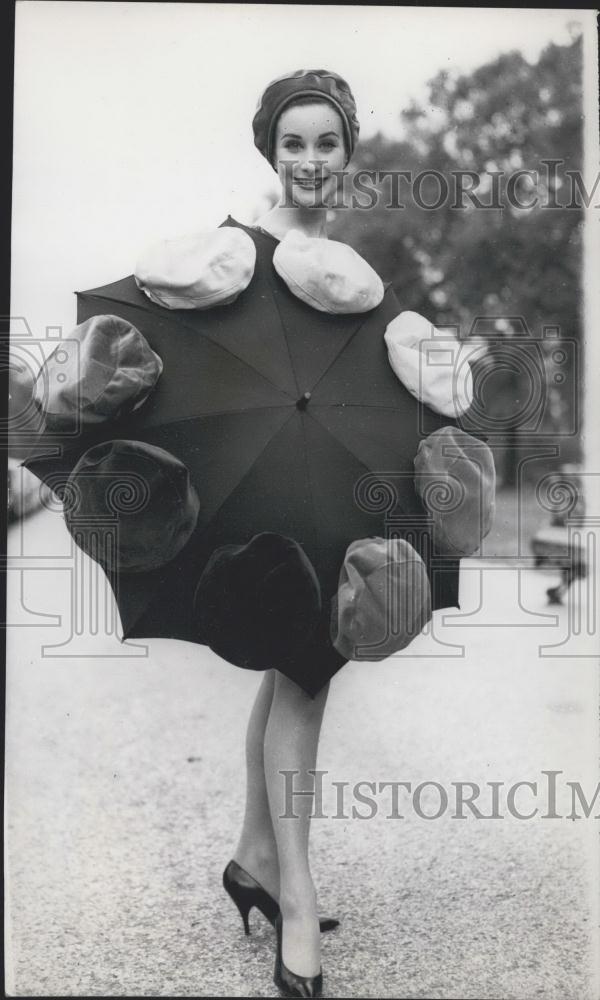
222 70 361 998
218 69 466 998
26 68 479 999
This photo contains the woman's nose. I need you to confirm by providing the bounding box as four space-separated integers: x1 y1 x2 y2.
297 153 325 176
297 156 315 175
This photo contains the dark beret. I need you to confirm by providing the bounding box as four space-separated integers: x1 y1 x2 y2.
414 426 496 557
193 532 322 671
34 315 163 432
63 439 200 573
252 68 359 168
330 537 432 661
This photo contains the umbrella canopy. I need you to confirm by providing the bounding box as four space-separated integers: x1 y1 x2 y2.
26 217 460 696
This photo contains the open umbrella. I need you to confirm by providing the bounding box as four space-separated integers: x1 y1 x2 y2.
25 218 461 696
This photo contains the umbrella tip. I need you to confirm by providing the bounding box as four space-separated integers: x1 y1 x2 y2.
296 391 312 410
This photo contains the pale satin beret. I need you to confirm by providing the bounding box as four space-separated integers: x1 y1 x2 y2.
414 426 496 557
273 230 384 314
330 537 432 661
134 227 257 310
384 310 474 417
34 315 163 432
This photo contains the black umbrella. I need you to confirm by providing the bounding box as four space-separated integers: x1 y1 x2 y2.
26 218 461 696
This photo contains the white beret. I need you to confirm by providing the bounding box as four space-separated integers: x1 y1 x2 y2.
273 230 384 314
134 228 256 310
384 310 474 417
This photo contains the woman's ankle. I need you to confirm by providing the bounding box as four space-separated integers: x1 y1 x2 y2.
232 840 280 896
278 885 321 978
278 878 318 921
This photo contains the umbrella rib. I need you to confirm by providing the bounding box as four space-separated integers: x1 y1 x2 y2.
123 403 293 434
305 408 411 514
265 279 301 396
310 402 411 411
307 315 370 394
194 408 299 534
304 408 373 477
79 291 296 401
298 415 322 566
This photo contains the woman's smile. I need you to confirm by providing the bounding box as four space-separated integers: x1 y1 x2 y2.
272 101 346 210
293 177 325 188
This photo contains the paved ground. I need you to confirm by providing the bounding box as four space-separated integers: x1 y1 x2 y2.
5 505 600 998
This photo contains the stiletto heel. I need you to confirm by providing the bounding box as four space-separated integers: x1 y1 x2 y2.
222 872 252 934
223 859 278 934
222 860 339 934
233 894 252 936
273 912 323 998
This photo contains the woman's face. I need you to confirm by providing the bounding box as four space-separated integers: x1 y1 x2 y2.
272 101 348 208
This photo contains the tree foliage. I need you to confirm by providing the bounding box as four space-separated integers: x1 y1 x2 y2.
330 35 584 464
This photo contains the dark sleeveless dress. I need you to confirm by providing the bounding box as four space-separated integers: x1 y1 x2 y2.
27 216 461 696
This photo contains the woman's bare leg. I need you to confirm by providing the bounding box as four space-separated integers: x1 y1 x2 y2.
264 671 329 977
232 669 280 899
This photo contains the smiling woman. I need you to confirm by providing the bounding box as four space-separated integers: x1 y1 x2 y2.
23 66 480 999
7 5 599 999
252 68 360 239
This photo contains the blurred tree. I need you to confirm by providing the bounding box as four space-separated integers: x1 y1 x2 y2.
330 34 584 475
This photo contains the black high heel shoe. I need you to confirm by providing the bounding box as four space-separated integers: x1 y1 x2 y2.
223 860 339 935
273 911 323 998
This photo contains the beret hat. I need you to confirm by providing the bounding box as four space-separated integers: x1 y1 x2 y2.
330 537 432 661
34 315 162 432
9 354 36 427
384 311 474 417
252 68 360 168
414 426 496 556
63 439 200 573
193 532 322 671
273 229 383 314
135 227 256 310
8 352 45 455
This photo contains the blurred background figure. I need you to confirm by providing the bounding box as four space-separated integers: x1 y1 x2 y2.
531 463 587 605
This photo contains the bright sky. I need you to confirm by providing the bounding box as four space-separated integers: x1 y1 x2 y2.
11 2 591 338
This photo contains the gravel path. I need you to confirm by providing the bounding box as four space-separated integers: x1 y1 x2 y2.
5 506 599 997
